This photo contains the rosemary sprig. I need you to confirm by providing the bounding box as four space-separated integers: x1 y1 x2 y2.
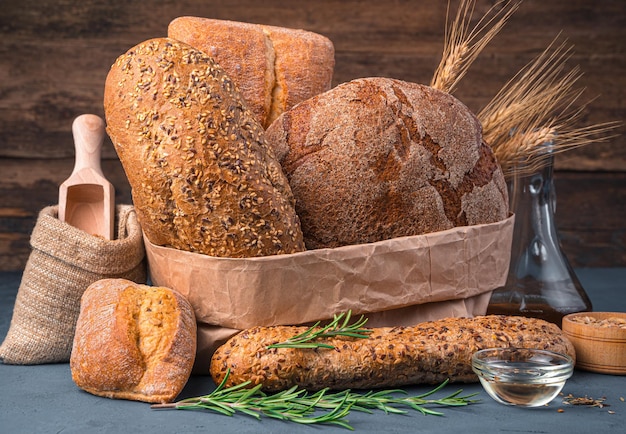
266 310 372 349
152 371 479 430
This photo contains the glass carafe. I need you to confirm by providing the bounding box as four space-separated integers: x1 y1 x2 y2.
487 146 592 325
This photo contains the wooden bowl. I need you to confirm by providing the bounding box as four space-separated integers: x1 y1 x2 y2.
562 312 626 375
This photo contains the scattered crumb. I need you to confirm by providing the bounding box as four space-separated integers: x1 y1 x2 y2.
562 394 609 408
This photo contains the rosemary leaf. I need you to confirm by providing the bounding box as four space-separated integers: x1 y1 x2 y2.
266 310 372 350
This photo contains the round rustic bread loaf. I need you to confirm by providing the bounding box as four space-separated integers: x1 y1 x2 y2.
168 17 335 128
265 77 509 249
104 38 305 257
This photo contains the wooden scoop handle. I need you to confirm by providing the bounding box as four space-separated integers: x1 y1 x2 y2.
71 114 106 176
59 114 115 240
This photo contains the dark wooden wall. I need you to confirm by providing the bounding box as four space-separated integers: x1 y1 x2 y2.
1 0 624 271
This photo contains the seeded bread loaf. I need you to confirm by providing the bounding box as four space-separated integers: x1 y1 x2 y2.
265 77 509 249
168 17 335 128
70 279 196 403
210 315 575 392
104 38 305 257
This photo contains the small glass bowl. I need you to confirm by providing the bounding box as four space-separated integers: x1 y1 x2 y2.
472 348 574 407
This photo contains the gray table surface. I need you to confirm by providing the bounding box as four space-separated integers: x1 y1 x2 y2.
1 268 625 434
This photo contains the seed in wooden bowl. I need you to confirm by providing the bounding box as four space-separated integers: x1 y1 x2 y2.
568 316 626 329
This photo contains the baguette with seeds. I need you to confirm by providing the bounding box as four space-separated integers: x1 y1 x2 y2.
210 315 576 392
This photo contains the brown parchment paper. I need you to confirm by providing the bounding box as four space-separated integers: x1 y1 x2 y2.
145 214 514 370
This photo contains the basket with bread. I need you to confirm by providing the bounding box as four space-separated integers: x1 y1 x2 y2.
70 0 618 414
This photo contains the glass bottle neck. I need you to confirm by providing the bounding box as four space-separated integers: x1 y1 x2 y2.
508 155 572 282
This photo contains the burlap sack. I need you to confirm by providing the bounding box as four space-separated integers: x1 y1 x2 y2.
0 205 146 364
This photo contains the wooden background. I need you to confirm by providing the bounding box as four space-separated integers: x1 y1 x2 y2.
0 0 624 272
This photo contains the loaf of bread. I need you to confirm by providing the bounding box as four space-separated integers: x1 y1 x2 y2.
210 315 575 392
168 17 335 128
104 38 305 257
265 77 509 249
70 279 196 403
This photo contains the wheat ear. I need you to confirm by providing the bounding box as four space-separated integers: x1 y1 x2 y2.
431 0 521 94
479 36 622 178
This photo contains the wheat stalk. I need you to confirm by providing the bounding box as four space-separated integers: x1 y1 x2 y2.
494 122 620 178
479 37 578 144
431 0 521 94
478 36 621 178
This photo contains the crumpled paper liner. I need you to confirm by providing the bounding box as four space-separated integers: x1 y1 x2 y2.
145 214 514 372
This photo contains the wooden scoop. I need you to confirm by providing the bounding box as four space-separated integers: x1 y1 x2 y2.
58 114 115 240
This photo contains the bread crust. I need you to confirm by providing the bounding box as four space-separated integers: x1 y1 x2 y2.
265 77 509 249
168 17 335 128
210 315 576 392
70 279 197 403
104 38 305 257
